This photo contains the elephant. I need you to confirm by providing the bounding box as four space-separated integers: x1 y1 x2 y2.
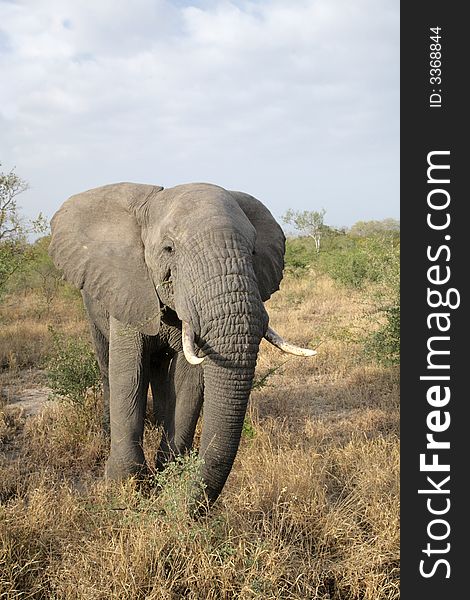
49 182 315 505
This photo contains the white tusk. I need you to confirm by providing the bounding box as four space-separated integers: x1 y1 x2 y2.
182 321 205 365
264 326 317 357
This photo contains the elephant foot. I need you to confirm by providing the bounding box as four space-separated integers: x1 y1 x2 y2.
105 453 148 481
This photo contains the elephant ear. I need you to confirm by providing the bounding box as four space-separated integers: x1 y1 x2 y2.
229 191 285 302
49 183 164 335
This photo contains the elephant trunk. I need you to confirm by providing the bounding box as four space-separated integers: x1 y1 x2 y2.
200 359 257 503
191 271 267 504
173 232 268 504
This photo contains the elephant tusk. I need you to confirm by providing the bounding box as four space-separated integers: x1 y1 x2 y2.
264 326 317 357
182 321 205 365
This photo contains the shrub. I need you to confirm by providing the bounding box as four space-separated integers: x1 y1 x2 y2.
152 451 207 517
285 233 398 289
284 238 313 277
365 300 400 366
46 327 101 405
364 238 400 365
1 165 48 298
321 245 371 288
7 236 63 303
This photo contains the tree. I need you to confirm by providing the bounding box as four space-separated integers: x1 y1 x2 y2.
0 165 29 242
0 164 47 296
282 208 327 253
349 218 400 237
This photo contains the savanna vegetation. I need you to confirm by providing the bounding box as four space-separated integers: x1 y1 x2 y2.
1 170 399 599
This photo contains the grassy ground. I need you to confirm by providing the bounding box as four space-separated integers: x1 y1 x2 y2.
0 273 399 599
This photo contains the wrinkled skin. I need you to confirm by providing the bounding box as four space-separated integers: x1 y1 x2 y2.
49 182 286 504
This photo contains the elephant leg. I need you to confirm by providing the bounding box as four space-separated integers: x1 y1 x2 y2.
150 354 172 427
105 317 150 480
81 292 111 434
88 319 110 435
174 353 204 453
155 351 204 470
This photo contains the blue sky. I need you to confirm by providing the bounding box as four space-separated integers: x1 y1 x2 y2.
0 0 399 228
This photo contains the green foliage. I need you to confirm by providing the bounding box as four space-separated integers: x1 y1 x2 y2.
365 304 400 366
0 164 48 297
282 208 327 252
242 417 256 440
0 165 28 240
152 451 207 517
282 208 326 234
321 244 371 288
0 240 25 296
284 238 312 277
285 233 399 289
7 236 63 302
324 237 397 288
0 165 28 294
362 238 400 365
46 327 101 405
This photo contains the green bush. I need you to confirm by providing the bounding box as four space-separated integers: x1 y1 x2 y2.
285 233 399 289
321 246 370 288
365 299 400 366
7 237 58 295
363 238 400 365
321 236 398 289
0 240 26 299
152 451 207 517
46 327 101 405
1 165 48 299
284 238 313 277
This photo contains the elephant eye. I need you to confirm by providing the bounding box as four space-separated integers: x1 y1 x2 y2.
163 243 174 254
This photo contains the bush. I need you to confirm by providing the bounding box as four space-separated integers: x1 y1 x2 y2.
285 233 399 289
363 238 400 365
321 245 371 288
284 238 313 277
7 236 63 302
46 327 101 405
1 165 48 298
365 300 400 366
152 451 207 517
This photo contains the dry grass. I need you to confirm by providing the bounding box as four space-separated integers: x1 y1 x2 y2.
0 274 399 599
0 289 87 371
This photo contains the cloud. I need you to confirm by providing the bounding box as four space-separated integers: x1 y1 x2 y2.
0 0 399 225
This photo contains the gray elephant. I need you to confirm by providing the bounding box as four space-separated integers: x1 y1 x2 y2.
49 182 314 504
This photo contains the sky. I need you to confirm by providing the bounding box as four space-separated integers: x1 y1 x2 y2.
0 0 399 229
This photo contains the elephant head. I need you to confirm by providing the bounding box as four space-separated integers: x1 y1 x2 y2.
49 182 314 503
